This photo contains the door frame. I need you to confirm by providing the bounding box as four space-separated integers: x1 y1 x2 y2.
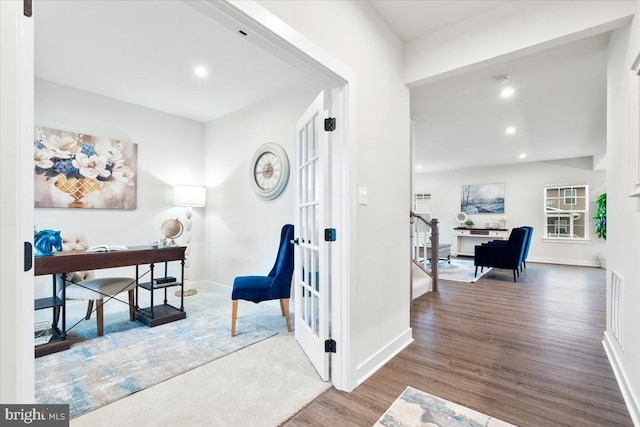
189 0 357 390
2 0 358 400
1 0 36 403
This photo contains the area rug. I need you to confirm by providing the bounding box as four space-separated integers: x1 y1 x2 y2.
35 286 284 418
437 258 491 283
375 387 516 427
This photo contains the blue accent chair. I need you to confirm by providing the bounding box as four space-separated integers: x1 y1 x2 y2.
474 227 527 282
485 226 534 271
231 224 294 336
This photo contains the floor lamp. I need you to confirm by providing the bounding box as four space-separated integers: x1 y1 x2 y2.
173 185 206 297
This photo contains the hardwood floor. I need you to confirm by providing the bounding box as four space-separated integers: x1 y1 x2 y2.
284 263 632 426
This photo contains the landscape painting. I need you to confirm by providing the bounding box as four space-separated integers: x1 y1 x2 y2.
461 183 505 214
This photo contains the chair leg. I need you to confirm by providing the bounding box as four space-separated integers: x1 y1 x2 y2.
85 300 94 320
128 289 135 321
281 298 292 332
474 266 478 277
231 300 238 337
279 298 286 316
96 298 104 336
513 270 517 282
524 260 527 269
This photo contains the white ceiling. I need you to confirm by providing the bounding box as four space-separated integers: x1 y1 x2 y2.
410 32 608 172
36 1 610 173
367 1 610 173
368 0 510 43
35 0 313 123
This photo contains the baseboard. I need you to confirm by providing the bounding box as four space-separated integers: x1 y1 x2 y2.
527 257 601 267
603 331 640 426
355 328 413 386
195 280 232 295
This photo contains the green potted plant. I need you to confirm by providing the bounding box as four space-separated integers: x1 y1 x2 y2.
594 192 606 240
465 219 474 229
594 192 606 268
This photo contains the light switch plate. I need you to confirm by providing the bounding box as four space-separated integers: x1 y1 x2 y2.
358 187 368 205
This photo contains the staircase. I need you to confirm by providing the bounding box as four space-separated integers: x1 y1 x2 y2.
410 212 439 299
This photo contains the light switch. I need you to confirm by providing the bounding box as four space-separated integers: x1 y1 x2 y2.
358 187 368 205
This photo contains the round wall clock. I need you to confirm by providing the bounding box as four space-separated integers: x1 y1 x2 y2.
250 142 290 200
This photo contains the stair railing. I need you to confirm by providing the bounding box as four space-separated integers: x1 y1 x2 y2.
410 211 439 295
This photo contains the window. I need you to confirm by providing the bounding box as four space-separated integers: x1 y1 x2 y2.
544 184 588 240
563 188 576 205
414 193 431 220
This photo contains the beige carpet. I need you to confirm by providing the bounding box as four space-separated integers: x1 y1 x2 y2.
71 334 331 427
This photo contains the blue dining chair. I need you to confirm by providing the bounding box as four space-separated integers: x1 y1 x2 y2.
231 224 294 336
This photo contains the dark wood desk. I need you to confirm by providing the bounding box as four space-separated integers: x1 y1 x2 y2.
34 245 186 357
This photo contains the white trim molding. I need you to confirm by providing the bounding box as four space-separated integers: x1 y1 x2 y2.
355 328 413 387
630 51 640 197
603 332 640 425
527 257 601 268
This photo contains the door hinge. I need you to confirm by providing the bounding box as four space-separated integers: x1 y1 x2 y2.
24 0 32 17
325 339 337 353
324 117 336 132
24 242 33 272
324 228 336 242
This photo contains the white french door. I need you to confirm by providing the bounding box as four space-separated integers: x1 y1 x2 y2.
294 91 330 381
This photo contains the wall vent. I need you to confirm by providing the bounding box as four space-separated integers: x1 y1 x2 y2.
611 270 624 349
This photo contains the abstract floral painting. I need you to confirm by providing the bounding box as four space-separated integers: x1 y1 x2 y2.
34 126 137 209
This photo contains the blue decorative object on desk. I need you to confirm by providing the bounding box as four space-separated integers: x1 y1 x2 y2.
34 229 62 257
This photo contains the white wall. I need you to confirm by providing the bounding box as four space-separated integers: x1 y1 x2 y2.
34 79 206 296
258 0 411 386
415 157 606 267
605 3 640 422
203 80 325 287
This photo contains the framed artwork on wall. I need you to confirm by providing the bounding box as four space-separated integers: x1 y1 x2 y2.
34 126 137 209
461 183 505 214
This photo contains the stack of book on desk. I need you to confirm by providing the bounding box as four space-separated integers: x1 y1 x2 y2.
153 276 178 288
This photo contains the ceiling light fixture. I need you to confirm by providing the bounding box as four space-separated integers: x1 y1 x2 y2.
505 126 516 135
194 66 208 77
501 86 515 98
496 74 515 98
416 164 423 170
519 153 526 159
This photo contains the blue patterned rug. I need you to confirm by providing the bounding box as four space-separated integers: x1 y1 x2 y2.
375 387 516 427
35 285 286 418
437 258 492 283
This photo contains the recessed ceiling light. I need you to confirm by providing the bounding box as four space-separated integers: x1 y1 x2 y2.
194 67 208 77
416 165 423 170
519 153 526 159
505 126 516 135
501 86 515 98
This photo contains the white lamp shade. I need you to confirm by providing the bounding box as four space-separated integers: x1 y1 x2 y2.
173 185 206 207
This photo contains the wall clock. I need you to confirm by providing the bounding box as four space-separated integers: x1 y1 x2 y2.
250 142 290 200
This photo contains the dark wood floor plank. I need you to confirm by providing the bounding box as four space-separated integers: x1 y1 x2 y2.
284 263 632 427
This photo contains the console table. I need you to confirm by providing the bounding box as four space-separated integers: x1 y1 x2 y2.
453 228 509 256
34 245 186 357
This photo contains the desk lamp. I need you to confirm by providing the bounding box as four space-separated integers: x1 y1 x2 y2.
173 185 206 297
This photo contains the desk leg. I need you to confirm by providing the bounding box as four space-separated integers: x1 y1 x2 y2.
60 273 67 340
180 259 185 311
149 263 155 318
135 265 139 310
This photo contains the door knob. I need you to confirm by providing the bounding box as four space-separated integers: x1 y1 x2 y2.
290 238 300 245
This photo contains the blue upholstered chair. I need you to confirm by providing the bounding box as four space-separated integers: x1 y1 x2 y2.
474 227 527 282
485 226 534 271
231 224 294 337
